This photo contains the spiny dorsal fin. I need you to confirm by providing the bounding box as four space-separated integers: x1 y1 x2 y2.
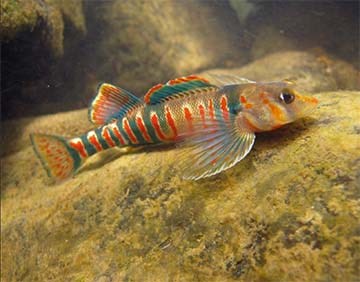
144 75 217 105
89 83 142 125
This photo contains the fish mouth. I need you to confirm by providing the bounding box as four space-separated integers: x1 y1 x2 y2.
300 95 318 105
297 94 319 117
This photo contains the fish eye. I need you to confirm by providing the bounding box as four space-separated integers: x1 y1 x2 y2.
279 91 295 104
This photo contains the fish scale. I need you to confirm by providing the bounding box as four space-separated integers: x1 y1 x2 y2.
30 74 318 181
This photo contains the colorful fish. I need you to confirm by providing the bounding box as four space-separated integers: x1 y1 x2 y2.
30 74 318 181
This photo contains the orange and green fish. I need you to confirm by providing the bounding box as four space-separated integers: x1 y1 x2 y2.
30 74 318 181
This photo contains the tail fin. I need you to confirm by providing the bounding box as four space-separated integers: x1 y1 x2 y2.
30 134 84 181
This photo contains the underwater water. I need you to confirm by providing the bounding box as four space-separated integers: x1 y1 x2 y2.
1 0 359 281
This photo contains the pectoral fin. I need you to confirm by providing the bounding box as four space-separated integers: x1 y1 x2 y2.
177 114 255 180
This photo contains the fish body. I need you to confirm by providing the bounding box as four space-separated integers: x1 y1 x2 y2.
30 74 318 181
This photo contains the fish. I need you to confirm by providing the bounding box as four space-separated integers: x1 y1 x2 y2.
30 74 318 181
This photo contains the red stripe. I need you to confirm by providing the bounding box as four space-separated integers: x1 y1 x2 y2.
220 95 229 121
151 113 167 140
208 99 215 120
88 132 102 151
183 107 193 130
69 139 88 158
123 118 138 144
111 124 126 145
165 107 178 138
102 127 116 147
198 104 206 128
136 116 152 142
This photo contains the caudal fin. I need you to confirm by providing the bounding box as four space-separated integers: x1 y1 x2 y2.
30 134 84 180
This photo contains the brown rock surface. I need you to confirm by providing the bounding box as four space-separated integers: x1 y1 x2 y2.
200 51 360 93
1 89 359 281
0 0 86 57
94 0 243 94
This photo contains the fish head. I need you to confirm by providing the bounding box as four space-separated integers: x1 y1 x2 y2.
237 82 318 132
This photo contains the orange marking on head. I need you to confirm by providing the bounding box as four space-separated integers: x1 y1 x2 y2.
299 95 319 105
123 118 138 144
102 127 116 147
69 139 88 158
88 133 103 151
151 113 167 141
136 116 152 142
268 103 285 122
240 95 247 104
165 107 178 138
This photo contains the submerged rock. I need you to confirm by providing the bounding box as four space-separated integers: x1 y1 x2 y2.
1 90 359 281
0 0 86 57
94 0 243 94
200 51 360 93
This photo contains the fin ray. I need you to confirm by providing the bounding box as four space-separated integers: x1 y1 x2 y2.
30 134 83 181
144 75 217 105
89 83 142 125
205 73 255 87
177 112 255 180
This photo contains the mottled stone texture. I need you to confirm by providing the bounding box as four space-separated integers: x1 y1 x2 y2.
0 0 86 57
1 89 359 281
200 51 360 93
93 0 242 95
1 0 243 119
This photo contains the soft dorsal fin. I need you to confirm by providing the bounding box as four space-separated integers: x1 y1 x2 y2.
89 83 142 125
144 75 217 105
204 73 255 87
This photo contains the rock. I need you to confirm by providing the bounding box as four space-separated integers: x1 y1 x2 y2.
244 2 359 66
249 26 297 60
1 0 244 120
1 109 92 157
0 0 86 57
200 51 360 93
1 90 359 281
92 0 244 94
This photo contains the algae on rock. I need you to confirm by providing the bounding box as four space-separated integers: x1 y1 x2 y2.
1 90 359 281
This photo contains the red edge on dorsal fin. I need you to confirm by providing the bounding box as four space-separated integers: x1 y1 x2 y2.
144 75 210 105
144 83 163 104
166 75 210 86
